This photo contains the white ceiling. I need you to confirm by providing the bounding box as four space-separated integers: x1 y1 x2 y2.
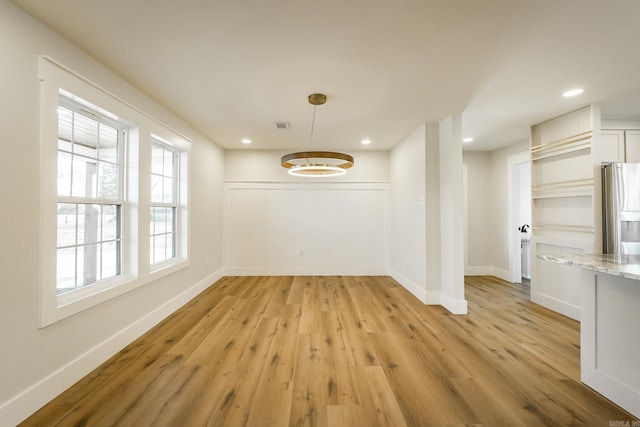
11 0 640 151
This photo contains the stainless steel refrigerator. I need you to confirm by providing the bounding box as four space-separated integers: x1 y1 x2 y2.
602 163 640 254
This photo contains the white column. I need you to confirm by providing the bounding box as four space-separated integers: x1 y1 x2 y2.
438 115 468 314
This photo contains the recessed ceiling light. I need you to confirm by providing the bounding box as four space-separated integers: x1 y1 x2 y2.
562 88 584 97
463 137 474 143
241 138 251 144
361 139 371 145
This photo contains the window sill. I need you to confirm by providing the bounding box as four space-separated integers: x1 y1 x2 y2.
41 258 190 328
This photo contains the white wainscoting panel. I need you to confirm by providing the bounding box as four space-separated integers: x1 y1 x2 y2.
224 183 389 275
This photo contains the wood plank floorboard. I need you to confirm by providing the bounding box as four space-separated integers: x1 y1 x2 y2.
20 275 635 426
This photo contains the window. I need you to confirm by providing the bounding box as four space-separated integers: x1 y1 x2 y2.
150 141 178 265
56 96 125 293
39 56 191 327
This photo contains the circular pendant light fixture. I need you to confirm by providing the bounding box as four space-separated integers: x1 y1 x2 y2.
281 94 354 177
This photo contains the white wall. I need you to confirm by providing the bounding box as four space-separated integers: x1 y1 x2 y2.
425 124 442 298
0 2 224 424
389 125 429 299
462 151 493 272
223 150 390 275
463 140 530 280
390 119 467 314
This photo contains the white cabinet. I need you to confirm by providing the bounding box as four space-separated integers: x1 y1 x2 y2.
626 130 640 162
600 130 625 163
601 129 640 163
581 269 640 418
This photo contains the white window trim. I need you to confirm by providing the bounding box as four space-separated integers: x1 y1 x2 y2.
39 56 191 327
56 96 127 294
149 135 189 273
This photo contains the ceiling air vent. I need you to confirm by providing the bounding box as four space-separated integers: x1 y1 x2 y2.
274 122 290 129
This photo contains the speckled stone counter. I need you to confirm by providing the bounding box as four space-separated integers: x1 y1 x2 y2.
537 253 640 281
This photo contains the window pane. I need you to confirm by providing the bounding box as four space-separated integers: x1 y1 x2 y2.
149 208 155 235
166 207 175 234
98 125 118 163
57 203 77 247
57 151 72 197
163 176 174 203
101 241 119 280
164 150 174 178
157 207 166 234
58 106 73 151
97 161 118 200
151 145 164 175
99 146 118 164
154 234 167 264
165 207 173 233
56 94 124 293
79 243 99 286
151 174 163 203
58 139 72 155
57 247 76 292
57 204 121 291
72 156 97 198
74 143 97 159
77 204 100 245
58 138 72 155
73 114 98 157
150 142 181 266
151 207 166 234
149 207 176 266
102 205 118 241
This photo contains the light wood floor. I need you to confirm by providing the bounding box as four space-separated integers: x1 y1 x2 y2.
21 275 634 426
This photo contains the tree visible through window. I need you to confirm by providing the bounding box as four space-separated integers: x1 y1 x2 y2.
56 96 124 293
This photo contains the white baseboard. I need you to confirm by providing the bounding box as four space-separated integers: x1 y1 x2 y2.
465 265 512 282
442 296 468 315
423 291 441 305
531 291 580 321
490 267 512 282
0 268 225 427
464 266 493 276
390 271 450 305
389 270 428 303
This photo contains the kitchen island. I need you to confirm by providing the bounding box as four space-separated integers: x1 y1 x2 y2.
538 253 640 418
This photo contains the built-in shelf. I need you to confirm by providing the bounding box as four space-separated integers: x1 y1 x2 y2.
532 178 594 199
531 131 592 161
533 224 595 233
532 192 592 200
530 106 598 322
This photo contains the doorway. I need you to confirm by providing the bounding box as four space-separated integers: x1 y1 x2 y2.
507 151 531 284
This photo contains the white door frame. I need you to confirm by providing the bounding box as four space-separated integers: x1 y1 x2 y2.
507 151 531 283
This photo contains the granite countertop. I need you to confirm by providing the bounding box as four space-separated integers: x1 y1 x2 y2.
538 253 640 281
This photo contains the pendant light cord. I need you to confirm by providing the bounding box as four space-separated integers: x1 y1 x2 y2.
308 104 317 150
